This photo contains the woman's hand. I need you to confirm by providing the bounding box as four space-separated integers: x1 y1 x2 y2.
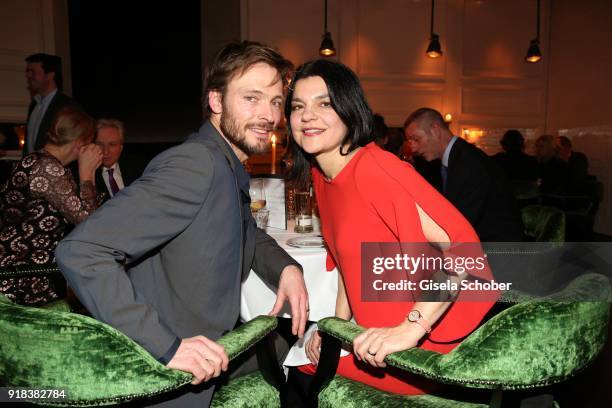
305 329 322 366
353 321 426 368
78 143 103 182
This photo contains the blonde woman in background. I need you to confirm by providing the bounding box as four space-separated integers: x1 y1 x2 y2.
0 107 102 306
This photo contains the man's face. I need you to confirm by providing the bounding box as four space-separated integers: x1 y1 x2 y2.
25 62 53 95
555 137 572 161
95 127 123 168
215 63 284 157
404 122 441 162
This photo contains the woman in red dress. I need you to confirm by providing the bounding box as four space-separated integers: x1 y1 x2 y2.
286 59 495 395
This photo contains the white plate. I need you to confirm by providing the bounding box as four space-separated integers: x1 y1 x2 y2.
286 236 325 248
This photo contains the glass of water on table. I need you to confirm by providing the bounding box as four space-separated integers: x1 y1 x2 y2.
250 179 268 229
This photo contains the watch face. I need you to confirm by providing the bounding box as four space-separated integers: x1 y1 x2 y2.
408 310 421 322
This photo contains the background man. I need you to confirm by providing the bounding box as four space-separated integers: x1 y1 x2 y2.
56 41 308 408
405 107 524 242
556 135 589 189
24 53 81 155
94 118 143 202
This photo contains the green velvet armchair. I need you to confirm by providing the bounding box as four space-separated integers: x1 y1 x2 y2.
521 204 566 242
0 266 285 407
309 273 611 408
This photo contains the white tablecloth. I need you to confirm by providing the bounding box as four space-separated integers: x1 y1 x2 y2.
240 220 347 367
240 220 338 322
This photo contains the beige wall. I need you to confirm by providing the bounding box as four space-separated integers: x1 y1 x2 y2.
241 0 550 138
546 0 612 132
242 0 612 233
546 0 612 234
0 0 71 123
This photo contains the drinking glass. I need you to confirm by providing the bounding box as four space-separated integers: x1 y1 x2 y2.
249 179 266 211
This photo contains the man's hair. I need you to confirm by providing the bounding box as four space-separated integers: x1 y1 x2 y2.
500 129 525 152
47 107 95 147
372 114 388 141
285 59 375 183
403 107 449 131
202 41 293 118
96 118 125 143
25 53 63 91
556 135 572 149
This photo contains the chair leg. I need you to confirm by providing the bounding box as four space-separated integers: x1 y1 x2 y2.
307 333 342 408
256 332 288 407
491 391 556 408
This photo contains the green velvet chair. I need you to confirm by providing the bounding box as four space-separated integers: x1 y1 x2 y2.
521 204 566 242
0 266 285 407
309 273 611 408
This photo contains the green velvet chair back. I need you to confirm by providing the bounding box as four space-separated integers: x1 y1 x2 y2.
521 204 566 242
0 293 279 406
313 273 611 407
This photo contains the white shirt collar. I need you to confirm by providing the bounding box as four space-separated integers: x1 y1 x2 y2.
102 162 120 172
35 88 58 105
442 135 458 167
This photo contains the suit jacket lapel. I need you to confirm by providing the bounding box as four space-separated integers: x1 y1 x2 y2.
200 121 251 278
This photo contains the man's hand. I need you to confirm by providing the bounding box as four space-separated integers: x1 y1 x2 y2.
167 336 229 385
269 265 309 338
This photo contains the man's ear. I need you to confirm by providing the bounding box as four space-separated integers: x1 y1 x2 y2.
208 91 223 114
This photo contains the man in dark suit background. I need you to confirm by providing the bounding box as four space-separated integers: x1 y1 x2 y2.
556 135 590 193
94 118 143 203
56 41 308 408
24 53 81 155
404 107 524 242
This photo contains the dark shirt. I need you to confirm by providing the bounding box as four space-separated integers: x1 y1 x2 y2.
539 158 570 194
493 151 539 182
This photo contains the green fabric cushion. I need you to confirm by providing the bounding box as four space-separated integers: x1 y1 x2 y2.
318 273 610 390
521 205 566 242
0 294 191 406
319 375 487 408
40 298 72 313
0 293 278 406
211 371 280 408
216 316 277 361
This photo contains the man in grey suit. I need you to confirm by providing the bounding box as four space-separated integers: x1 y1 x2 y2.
56 41 308 407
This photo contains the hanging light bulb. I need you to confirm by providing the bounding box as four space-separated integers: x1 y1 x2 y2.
525 39 542 62
319 32 336 57
525 0 542 63
319 0 336 57
426 0 442 58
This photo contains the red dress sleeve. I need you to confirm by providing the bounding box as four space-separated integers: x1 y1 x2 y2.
354 146 496 342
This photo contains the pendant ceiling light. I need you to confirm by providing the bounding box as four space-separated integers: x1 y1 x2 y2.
426 0 442 58
319 0 336 57
525 0 542 63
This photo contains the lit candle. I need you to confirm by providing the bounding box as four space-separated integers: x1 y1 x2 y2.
270 133 277 174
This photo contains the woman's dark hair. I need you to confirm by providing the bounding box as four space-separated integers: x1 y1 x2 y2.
285 59 374 183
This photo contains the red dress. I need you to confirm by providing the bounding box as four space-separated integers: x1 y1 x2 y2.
303 143 495 395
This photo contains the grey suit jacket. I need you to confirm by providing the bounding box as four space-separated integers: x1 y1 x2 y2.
56 120 298 362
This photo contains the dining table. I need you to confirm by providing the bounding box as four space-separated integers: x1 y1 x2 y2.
240 219 338 323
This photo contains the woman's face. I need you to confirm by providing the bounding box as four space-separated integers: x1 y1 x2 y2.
289 76 348 158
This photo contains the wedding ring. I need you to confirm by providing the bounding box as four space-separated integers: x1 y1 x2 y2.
367 350 376 356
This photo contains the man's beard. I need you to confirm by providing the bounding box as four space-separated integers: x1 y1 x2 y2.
220 103 273 157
